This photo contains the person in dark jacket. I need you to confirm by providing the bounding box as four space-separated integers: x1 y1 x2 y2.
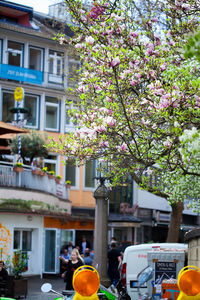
107 242 122 287
0 261 8 296
80 236 90 255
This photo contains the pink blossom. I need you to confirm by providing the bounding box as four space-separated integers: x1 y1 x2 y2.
129 31 138 38
151 17 158 22
105 116 116 127
163 139 172 148
160 63 166 71
110 57 121 67
85 36 95 45
99 126 106 132
101 141 109 148
121 142 128 151
130 80 137 86
182 3 190 10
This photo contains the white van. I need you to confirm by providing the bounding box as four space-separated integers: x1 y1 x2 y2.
121 243 187 300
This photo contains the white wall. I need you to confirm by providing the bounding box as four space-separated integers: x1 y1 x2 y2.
0 213 43 276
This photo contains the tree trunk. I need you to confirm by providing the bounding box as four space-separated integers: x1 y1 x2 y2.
167 201 184 243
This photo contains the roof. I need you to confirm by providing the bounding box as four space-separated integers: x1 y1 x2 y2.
0 0 73 40
0 121 29 135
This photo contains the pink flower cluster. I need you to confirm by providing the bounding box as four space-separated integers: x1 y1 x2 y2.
89 4 105 20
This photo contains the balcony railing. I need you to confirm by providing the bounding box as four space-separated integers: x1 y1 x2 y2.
0 162 69 200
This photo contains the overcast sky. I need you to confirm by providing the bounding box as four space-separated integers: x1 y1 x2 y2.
12 0 59 14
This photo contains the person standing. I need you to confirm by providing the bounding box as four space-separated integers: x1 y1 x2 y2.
59 249 70 274
80 236 90 255
0 261 8 296
67 241 74 256
62 248 83 290
83 248 93 266
107 242 122 288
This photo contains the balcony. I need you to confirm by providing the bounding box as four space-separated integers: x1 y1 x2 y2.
0 64 43 85
0 162 69 203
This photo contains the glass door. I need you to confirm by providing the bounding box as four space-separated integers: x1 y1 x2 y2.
44 229 60 273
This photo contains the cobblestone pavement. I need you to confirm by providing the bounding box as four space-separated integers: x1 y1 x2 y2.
24 276 65 300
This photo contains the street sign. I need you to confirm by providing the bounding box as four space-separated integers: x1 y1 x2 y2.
14 87 24 102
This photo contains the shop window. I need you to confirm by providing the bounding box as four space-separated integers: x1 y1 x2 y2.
7 41 23 67
65 161 76 186
48 50 63 84
2 91 14 122
29 47 43 71
84 160 96 188
45 96 59 131
13 229 32 251
24 95 39 128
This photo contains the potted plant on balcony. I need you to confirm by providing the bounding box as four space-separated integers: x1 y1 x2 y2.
65 180 72 189
39 167 47 176
13 162 24 173
48 170 55 179
55 175 62 184
7 250 28 298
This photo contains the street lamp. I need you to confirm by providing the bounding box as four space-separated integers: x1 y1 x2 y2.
93 161 110 287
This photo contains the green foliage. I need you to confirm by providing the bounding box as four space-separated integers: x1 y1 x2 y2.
14 162 23 168
49 170 55 175
184 29 200 61
49 0 200 215
12 250 28 279
42 167 48 173
10 130 48 164
65 180 72 185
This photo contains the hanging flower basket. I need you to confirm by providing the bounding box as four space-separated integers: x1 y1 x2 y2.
32 169 40 175
14 166 24 173
13 162 24 173
55 175 62 184
48 170 55 179
39 170 46 176
65 180 72 189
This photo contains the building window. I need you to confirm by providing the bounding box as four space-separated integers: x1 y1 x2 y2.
65 161 76 186
48 50 63 84
24 95 39 128
45 96 59 131
2 91 39 128
13 229 32 251
7 41 23 67
29 46 43 71
68 57 80 87
84 160 96 188
2 91 15 122
44 154 58 173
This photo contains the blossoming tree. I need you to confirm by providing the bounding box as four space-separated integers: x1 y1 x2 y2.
48 0 200 242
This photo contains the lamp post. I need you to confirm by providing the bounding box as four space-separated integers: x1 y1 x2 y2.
93 173 110 287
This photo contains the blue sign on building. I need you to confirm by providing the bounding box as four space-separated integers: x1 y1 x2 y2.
0 64 43 84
